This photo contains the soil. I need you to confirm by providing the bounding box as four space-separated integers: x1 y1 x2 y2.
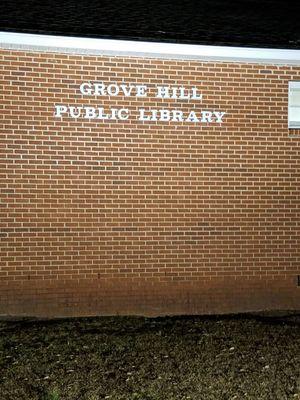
0 311 299 400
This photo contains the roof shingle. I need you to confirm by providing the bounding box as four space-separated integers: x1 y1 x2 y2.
1 0 300 49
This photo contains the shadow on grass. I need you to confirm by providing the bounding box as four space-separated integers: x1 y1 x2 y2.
0 311 299 400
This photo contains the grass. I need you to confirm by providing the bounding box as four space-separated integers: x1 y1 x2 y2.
44 389 60 400
0 311 299 399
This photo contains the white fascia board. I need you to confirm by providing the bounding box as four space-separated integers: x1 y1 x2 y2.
1 31 300 65
289 81 300 89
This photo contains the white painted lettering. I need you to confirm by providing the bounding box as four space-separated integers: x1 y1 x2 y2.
157 86 170 99
159 109 171 121
139 109 151 121
151 109 158 121
80 82 93 95
171 110 184 122
94 83 106 96
186 110 199 122
213 111 226 123
110 108 118 120
201 111 213 122
107 84 120 96
54 105 67 117
179 87 190 99
69 106 83 118
97 108 110 120
120 84 134 97
118 109 129 120
191 87 202 100
171 87 179 99
135 85 148 97
84 107 97 119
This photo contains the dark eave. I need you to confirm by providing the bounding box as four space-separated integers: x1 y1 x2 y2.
1 0 300 50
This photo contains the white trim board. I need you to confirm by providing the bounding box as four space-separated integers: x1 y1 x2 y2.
1 31 300 65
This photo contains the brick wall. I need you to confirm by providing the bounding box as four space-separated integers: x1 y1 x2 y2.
0 48 299 317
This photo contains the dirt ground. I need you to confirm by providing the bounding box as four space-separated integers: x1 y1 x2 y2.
0 311 299 400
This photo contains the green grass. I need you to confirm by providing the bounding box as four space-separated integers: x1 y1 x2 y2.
0 311 299 399
44 389 60 400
